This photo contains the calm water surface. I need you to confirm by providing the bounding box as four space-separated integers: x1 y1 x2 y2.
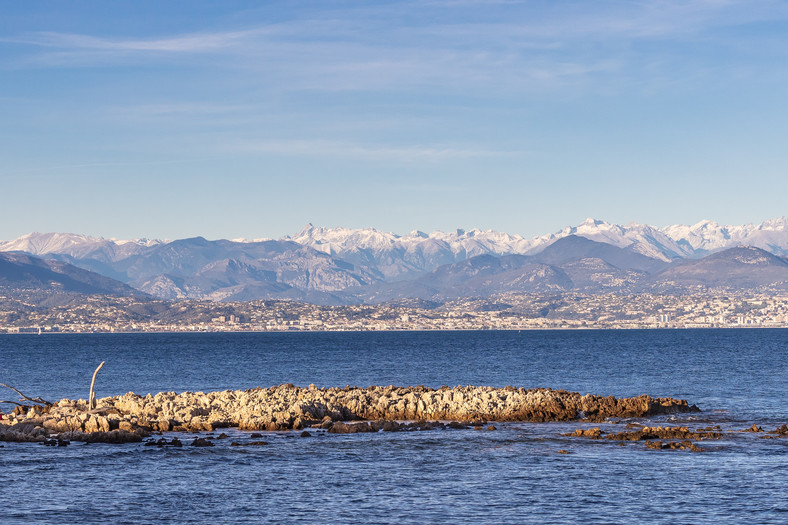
1 330 786 524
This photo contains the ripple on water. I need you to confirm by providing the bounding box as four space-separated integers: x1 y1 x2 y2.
1 330 787 523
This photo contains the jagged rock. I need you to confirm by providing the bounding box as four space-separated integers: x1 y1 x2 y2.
605 426 721 442
567 427 603 438
645 440 704 452
61 429 147 444
3 385 701 443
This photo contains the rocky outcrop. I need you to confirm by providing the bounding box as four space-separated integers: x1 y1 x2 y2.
565 425 722 452
1 385 699 441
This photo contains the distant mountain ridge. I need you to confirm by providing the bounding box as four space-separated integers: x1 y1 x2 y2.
0 252 144 298
287 216 788 265
1 217 787 303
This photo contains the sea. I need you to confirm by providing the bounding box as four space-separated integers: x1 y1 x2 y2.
0 329 786 524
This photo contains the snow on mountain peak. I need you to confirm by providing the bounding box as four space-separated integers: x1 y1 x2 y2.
0 232 165 257
3 217 788 281
760 217 788 231
581 217 606 227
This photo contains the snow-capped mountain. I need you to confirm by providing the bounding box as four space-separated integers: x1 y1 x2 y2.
661 217 788 256
287 224 541 280
0 232 164 260
523 218 691 262
286 216 788 269
1 217 787 302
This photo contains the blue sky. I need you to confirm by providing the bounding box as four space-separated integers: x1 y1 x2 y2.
2 0 787 240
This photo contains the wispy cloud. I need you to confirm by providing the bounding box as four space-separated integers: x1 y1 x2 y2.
9 29 261 54
236 139 519 162
5 0 787 97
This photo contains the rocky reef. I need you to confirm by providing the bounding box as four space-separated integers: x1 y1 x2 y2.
0 384 699 442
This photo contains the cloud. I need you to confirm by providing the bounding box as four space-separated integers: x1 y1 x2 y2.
10 29 261 54
236 139 518 162
5 0 788 94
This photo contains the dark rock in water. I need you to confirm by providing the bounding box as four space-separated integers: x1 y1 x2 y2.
250 433 263 438
645 440 704 452
382 421 400 432
230 441 269 446
300 431 311 437
217 433 229 439
328 421 373 434
487 425 497 431
59 429 146 444
147 437 183 447
605 426 721 442
191 437 214 447
566 428 603 439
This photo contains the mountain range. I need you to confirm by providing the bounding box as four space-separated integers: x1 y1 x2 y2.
0 252 143 298
1 217 787 304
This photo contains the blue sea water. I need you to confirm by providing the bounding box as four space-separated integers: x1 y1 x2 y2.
1 329 786 524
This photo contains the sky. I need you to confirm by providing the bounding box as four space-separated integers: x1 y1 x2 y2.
1 0 787 241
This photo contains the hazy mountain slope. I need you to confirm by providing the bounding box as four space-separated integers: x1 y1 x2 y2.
649 246 788 292
352 254 573 303
558 258 647 292
0 252 143 297
530 235 669 273
0 236 379 300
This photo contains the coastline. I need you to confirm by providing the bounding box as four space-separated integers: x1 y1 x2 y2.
3 325 788 335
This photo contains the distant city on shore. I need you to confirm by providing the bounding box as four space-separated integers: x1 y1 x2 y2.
2 217 788 332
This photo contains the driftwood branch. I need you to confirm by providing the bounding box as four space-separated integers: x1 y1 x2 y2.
89 361 105 410
0 382 52 407
1 399 30 407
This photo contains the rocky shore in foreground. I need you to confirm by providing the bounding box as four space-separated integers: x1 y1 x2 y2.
0 385 699 443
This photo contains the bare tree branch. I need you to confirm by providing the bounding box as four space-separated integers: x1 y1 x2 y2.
0 399 31 407
0 383 51 406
